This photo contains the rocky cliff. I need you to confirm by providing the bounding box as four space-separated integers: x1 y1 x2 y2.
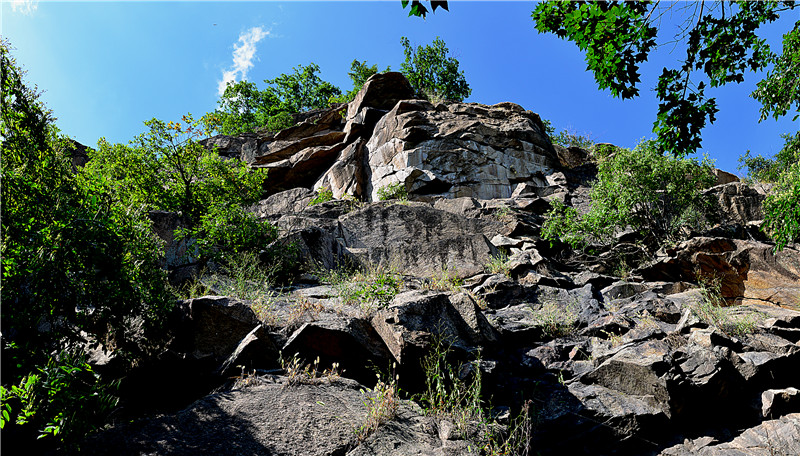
78 73 800 456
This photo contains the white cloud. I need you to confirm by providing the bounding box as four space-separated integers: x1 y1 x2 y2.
10 0 38 15
218 26 269 96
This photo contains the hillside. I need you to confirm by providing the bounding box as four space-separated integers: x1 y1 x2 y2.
54 73 800 455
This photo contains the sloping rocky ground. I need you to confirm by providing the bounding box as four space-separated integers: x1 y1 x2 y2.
76 74 800 455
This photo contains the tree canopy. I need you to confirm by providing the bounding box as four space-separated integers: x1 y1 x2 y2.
215 63 341 135
400 36 471 102
532 1 798 156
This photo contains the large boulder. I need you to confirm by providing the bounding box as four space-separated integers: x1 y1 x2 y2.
337 202 502 277
371 291 498 367
637 237 800 307
81 378 368 456
322 96 559 201
660 413 800 456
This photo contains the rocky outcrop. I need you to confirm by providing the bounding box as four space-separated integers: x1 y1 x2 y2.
355 99 557 201
80 72 800 456
636 237 800 307
204 72 558 201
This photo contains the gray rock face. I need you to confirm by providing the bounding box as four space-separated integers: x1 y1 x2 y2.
704 181 766 227
95 71 800 456
637 237 800 307
660 413 800 456
83 378 367 456
359 99 558 201
339 202 502 277
203 72 558 202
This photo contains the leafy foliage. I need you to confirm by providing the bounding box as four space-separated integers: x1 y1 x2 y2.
0 350 118 442
377 182 409 201
401 0 449 19
761 132 800 250
266 62 342 113
309 187 334 206
542 140 715 249
330 59 390 104
752 24 800 121
83 114 274 262
533 1 797 156
532 1 657 100
1 41 172 445
400 36 471 102
739 131 800 183
215 63 341 135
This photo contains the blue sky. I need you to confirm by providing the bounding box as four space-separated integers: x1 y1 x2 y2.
2 1 797 174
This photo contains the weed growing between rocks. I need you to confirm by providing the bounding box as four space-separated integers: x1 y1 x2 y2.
532 302 579 339
424 266 464 292
318 263 402 312
418 337 485 439
285 297 325 328
309 186 334 205
693 278 763 337
480 400 537 456
282 355 342 387
354 373 400 442
201 252 279 322
485 251 511 276
417 337 536 455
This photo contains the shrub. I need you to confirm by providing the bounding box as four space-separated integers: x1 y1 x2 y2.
187 203 277 262
0 350 118 443
83 114 274 264
377 182 409 201
1 42 172 446
739 132 799 184
309 187 334 205
542 139 715 250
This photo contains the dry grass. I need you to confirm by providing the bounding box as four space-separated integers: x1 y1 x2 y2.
354 375 400 442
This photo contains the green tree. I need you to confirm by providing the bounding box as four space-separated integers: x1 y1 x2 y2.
1 41 172 445
266 62 342 113
400 36 471 102
215 80 290 135
542 140 715 250
759 132 800 250
532 1 797 156
215 63 341 135
83 114 275 262
330 59 391 104
739 132 800 183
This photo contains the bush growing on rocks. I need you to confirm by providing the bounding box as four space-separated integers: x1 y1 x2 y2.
377 182 409 201
542 139 715 251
